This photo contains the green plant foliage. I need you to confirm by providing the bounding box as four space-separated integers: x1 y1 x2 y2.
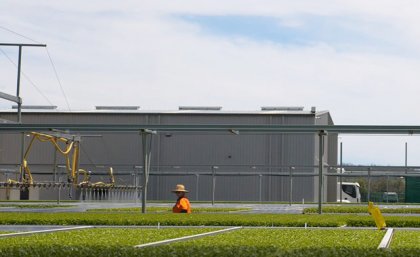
0 228 215 257
86 207 250 213
136 229 394 257
346 216 420 228
0 212 347 227
0 200 77 203
391 230 420 252
304 206 420 214
0 204 74 209
0 212 418 228
0 227 418 256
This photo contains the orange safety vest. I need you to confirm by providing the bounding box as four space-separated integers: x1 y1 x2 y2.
172 197 191 213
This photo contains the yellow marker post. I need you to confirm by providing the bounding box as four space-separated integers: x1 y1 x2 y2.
368 202 386 230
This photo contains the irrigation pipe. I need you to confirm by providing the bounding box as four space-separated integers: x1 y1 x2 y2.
377 228 394 249
134 226 242 248
0 226 94 238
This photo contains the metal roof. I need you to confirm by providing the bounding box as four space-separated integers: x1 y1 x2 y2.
11 105 57 110
0 109 318 115
95 106 140 110
0 123 420 134
178 106 222 111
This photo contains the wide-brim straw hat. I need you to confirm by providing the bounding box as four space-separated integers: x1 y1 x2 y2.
171 184 189 193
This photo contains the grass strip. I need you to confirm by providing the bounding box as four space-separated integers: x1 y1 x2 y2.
0 228 215 257
0 212 418 227
0 228 418 256
0 212 346 227
390 230 420 250
86 207 250 213
304 206 420 214
0 226 93 238
346 215 420 228
0 204 74 209
136 229 393 257
135 227 242 248
0 200 77 203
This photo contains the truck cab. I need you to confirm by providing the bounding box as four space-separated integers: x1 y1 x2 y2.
382 192 399 203
337 182 361 203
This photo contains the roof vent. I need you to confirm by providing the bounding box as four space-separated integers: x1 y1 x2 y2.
12 105 57 110
95 106 140 110
261 106 304 111
179 106 222 111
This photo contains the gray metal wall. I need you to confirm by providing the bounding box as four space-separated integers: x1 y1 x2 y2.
0 111 337 202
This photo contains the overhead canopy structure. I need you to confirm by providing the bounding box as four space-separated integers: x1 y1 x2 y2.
1 124 420 134
1 123 419 214
0 43 47 123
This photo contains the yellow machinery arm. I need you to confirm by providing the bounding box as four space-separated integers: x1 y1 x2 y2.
21 132 81 185
21 132 116 188
91 167 115 187
109 167 115 185
78 168 91 186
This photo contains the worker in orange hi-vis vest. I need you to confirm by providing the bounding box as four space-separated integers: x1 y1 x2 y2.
172 184 192 213
368 201 386 230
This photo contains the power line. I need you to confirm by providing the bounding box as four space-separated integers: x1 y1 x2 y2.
45 48 71 111
0 25 72 111
0 47 56 107
0 25 41 44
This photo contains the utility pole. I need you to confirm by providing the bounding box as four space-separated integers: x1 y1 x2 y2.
0 43 47 122
0 43 47 183
318 130 327 214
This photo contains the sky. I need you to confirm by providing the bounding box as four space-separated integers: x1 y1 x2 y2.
1 0 420 166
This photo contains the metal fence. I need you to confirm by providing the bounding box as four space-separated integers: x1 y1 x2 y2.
2 164 419 203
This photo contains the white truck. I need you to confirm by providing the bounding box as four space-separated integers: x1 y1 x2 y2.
337 182 361 203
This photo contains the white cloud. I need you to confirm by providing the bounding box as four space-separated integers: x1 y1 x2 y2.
2 1 420 164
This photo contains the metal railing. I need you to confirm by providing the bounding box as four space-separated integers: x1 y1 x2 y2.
2 164 417 203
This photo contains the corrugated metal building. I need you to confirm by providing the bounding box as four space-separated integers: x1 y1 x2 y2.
0 106 337 202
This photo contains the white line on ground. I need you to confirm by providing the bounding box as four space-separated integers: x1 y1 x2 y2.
134 226 242 248
0 226 94 238
377 228 394 249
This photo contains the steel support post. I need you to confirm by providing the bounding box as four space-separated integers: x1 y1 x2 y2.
57 176 61 205
339 142 343 203
19 133 25 183
141 131 154 213
405 142 408 174
367 167 371 202
16 47 25 183
259 174 262 202
141 133 148 213
131 173 135 201
135 173 139 202
289 166 294 206
386 175 389 203
211 166 217 205
16 46 22 123
318 130 327 214
136 166 142 201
